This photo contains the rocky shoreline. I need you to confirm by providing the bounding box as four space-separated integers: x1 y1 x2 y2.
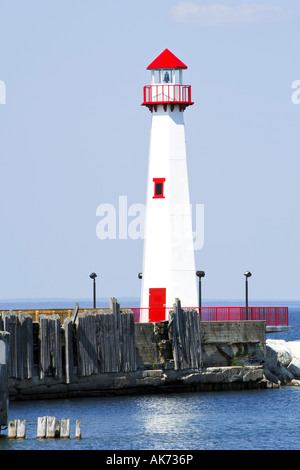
264 339 300 387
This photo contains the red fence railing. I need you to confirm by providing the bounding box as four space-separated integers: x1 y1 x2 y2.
129 306 289 326
143 84 193 105
196 306 289 325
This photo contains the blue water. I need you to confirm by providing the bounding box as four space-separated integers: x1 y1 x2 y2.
0 298 299 451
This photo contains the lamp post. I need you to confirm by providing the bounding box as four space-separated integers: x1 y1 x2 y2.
244 271 252 319
196 271 205 317
90 272 97 309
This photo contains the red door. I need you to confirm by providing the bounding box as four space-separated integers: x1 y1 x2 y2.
149 288 166 322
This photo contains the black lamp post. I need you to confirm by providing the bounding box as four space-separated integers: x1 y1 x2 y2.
196 271 205 312
90 272 97 309
244 271 252 319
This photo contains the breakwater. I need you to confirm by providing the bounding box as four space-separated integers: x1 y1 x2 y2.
0 298 268 407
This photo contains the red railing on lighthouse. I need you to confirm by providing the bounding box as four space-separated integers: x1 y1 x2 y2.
143 84 193 107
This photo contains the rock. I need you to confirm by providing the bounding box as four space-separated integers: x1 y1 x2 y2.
288 379 300 386
287 357 300 378
276 365 294 384
263 368 280 384
277 349 292 367
287 341 300 355
266 339 292 367
265 344 278 368
265 339 300 385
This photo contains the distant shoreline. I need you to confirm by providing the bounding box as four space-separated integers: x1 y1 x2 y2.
0 298 298 310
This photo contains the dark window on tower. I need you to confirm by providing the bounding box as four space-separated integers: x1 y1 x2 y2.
156 183 163 195
153 178 166 199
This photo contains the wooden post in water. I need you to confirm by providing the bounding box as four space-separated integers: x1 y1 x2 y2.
55 419 60 438
75 419 81 439
37 416 47 438
46 416 56 438
61 418 70 438
17 419 26 439
8 420 17 439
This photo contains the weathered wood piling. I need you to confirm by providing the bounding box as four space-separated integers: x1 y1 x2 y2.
39 314 62 379
17 419 26 438
0 298 136 386
0 331 9 428
60 418 70 438
10 416 81 439
76 298 136 376
169 299 202 370
8 419 16 438
8 419 26 438
75 419 81 439
2 311 33 379
37 416 47 438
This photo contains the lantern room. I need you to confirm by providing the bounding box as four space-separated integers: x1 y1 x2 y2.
142 49 194 112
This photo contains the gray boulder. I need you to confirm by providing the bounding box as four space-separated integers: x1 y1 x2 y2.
287 357 300 378
265 340 300 385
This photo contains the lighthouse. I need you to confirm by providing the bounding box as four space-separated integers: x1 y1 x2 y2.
140 49 198 322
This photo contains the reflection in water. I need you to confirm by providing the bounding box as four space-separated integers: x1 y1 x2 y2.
135 394 215 450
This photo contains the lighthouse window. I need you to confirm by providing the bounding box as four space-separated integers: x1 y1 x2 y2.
153 178 165 199
156 183 163 195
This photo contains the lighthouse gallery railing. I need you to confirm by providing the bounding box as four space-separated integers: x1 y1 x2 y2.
143 84 192 105
130 306 289 325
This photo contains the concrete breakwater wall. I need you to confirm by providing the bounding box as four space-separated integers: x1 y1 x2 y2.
0 298 266 401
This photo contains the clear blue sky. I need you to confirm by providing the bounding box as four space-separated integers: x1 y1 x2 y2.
0 0 299 303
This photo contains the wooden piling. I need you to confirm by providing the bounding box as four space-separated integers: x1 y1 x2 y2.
168 299 202 370
1 312 33 380
63 317 74 384
75 419 81 439
20 314 33 379
2 312 21 378
8 420 17 439
39 315 62 379
55 419 60 438
120 309 136 372
46 416 56 438
37 416 47 438
0 332 9 428
77 312 98 376
17 419 26 439
61 418 70 438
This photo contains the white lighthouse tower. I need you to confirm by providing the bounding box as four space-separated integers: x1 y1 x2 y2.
140 49 198 322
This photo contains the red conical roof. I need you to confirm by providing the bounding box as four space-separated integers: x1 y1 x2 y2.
147 49 188 70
